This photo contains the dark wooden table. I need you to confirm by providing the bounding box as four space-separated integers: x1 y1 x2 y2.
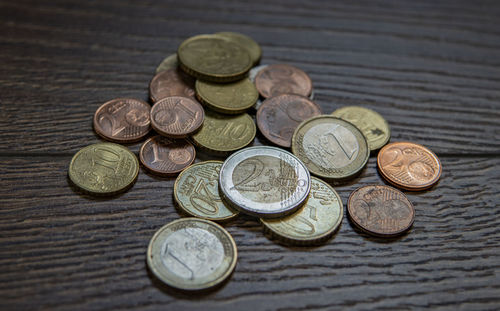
1 1 499 310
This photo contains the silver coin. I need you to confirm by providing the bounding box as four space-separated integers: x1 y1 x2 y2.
219 146 311 218
147 218 237 291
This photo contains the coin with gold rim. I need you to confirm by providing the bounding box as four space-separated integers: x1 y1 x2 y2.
195 78 258 114
174 161 239 221
261 177 343 245
191 110 256 155
177 34 252 82
68 143 139 195
215 32 262 65
332 106 390 152
147 218 237 291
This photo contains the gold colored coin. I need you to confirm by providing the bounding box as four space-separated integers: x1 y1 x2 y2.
195 78 258 114
215 32 262 65
332 106 390 151
174 161 239 221
147 218 237 291
177 34 252 82
191 110 256 155
155 53 178 73
68 143 139 195
261 177 343 245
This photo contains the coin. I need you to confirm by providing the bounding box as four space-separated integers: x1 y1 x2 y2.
174 161 239 221
195 78 258 114
332 106 390 151
219 146 311 218
215 32 262 65
68 143 139 195
177 34 252 82
147 218 237 291
255 64 313 98
191 110 255 155
155 53 178 73
261 177 343 245
150 96 204 138
347 185 415 237
93 98 150 143
256 94 322 148
253 89 315 111
291 115 369 181
149 68 196 102
139 136 195 176
377 142 442 191
248 64 268 83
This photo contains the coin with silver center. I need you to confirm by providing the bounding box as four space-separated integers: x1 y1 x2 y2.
219 146 311 218
147 218 237 291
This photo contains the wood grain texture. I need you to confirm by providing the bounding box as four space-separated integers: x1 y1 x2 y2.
0 0 499 310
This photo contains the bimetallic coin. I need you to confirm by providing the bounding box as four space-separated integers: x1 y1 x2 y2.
191 110 256 155
332 106 390 151
147 218 237 291
178 34 252 83
68 143 139 195
140 136 195 176
347 185 415 237
377 142 442 191
93 98 150 143
291 115 369 181
156 53 178 73
149 68 196 102
150 96 204 138
215 32 261 66
256 94 322 148
174 161 239 221
219 146 311 218
255 64 313 99
195 78 258 114
261 177 343 245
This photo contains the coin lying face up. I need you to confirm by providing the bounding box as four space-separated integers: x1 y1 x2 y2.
261 177 343 245
147 218 237 291
219 146 311 218
150 96 204 138
255 64 313 99
347 185 415 237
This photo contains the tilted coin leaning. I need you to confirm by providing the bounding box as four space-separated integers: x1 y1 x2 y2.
147 218 237 291
219 146 311 218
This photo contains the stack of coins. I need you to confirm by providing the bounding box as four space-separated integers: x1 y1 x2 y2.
68 32 442 292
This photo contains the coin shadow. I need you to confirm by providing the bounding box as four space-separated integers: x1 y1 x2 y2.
145 260 232 298
67 175 130 201
345 215 411 244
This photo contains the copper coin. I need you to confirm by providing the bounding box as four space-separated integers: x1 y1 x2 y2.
348 185 415 237
255 64 313 99
256 94 322 148
140 136 195 176
149 68 195 103
150 96 204 138
93 98 151 143
377 142 442 191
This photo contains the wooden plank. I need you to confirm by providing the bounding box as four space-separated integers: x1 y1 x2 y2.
0 156 498 310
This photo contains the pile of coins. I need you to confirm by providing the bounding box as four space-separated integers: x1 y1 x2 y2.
68 32 442 291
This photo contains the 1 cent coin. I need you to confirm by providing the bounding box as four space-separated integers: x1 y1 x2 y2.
68 143 139 195
347 185 415 237
147 218 237 291
256 94 322 148
219 146 311 218
174 161 239 221
93 98 150 143
255 64 313 98
291 115 369 181
377 142 442 191
149 68 196 102
139 136 195 177
261 177 343 245
150 96 204 138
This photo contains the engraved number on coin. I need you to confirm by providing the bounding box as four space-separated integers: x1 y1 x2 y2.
92 146 121 173
323 127 356 160
162 243 195 280
188 177 221 215
232 158 270 191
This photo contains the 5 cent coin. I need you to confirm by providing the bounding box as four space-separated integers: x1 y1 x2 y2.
347 185 415 237
377 142 442 191
139 136 195 177
147 218 237 291
255 64 312 99
150 96 204 138
219 146 311 218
